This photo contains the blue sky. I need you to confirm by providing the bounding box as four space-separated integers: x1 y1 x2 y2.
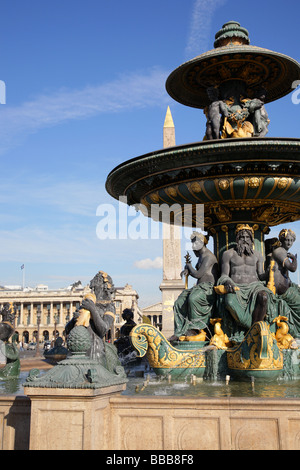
0 0 299 307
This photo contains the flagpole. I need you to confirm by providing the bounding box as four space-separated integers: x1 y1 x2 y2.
21 264 25 290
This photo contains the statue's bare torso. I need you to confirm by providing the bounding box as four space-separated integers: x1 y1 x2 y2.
222 248 264 285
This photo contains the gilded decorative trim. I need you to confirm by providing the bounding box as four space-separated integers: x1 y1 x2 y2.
107 138 300 184
130 324 206 370
128 171 300 210
261 230 264 257
227 322 283 371
214 178 226 200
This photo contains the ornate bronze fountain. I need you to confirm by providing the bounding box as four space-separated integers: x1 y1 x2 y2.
106 21 300 380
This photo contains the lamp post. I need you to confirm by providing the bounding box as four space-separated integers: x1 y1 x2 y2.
54 313 59 345
56 304 60 330
13 303 17 330
35 305 41 357
65 303 70 323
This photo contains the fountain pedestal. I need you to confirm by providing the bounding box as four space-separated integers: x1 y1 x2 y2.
25 384 125 450
24 325 128 450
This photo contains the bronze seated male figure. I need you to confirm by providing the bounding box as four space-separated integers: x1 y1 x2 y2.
217 225 300 342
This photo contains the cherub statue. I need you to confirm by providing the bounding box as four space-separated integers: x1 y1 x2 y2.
242 89 270 137
204 87 229 140
221 95 254 138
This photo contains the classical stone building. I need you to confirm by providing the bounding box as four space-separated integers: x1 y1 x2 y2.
0 283 139 345
141 302 163 330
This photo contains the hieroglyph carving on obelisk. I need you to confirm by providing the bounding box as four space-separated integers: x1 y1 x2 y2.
160 107 184 337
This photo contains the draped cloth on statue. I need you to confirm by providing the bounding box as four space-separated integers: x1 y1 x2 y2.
173 282 216 337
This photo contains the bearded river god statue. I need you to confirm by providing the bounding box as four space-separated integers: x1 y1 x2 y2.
130 226 300 380
25 271 128 390
216 226 299 341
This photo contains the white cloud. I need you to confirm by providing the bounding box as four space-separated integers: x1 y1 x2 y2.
134 257 163 270
0 67 169 154
185 0 228 58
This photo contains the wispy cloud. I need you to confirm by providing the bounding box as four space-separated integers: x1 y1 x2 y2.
0 67 169 155
0 176 111 217
134 257 163 270
185 0 228 59
0 224 96 264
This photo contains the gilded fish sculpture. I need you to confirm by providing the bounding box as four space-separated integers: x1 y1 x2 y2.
130 322 288 380
226 321 284 379
129 323 206 377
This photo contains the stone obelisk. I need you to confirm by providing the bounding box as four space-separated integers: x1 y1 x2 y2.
160 107 184 338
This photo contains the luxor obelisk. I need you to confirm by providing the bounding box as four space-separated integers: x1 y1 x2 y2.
159 107 184 338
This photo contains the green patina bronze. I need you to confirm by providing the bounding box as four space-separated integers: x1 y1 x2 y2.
43 337 68 365
24 271 128 390
108 21 300 380
0 305 20 380
214 21 250 48
106 138 300 258
166 20 300 109
24 325 128 389
106 20 300 257
0 342 20 379
129 321 300 381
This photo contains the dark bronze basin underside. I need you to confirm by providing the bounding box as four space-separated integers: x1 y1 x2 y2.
106 138 300 230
